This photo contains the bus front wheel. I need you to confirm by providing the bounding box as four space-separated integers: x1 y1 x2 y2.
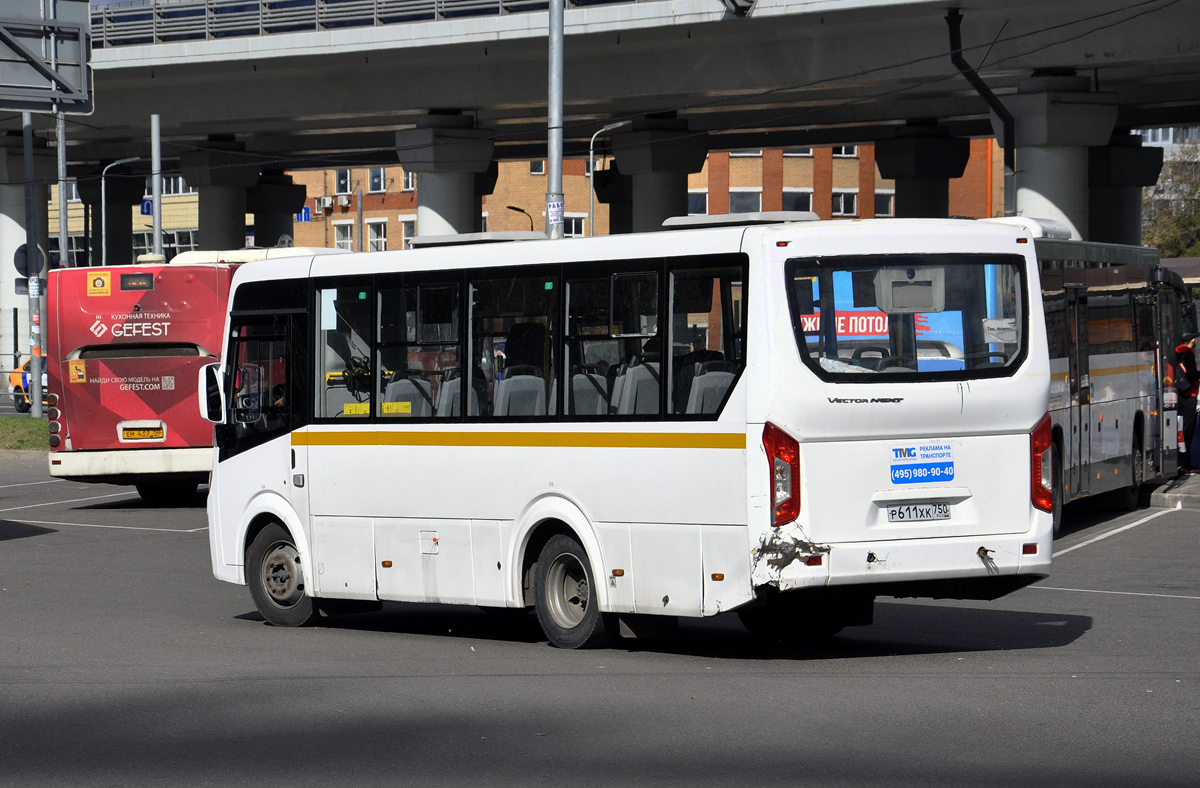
534 534 613 649
247 523 318 627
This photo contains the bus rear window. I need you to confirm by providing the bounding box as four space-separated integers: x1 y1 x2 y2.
786 254 1026 381
78 344 205 360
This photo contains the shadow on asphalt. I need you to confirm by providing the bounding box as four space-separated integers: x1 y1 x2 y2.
0 519 56 542
232 598 1092 660
71 489 209 511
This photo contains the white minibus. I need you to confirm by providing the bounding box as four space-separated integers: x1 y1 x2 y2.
200 216 1053 648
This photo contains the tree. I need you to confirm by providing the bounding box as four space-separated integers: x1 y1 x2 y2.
1143 142 1200 257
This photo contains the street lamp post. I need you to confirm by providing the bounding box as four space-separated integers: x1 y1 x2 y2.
589 121 631 237
507 205 534 232
101 157 139 267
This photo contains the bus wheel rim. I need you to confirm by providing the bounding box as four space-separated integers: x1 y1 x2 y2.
262 542 304 608
546 551 588 629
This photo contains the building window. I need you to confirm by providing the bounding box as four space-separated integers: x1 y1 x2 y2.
564 215 585 237
688 191 708 216
480 213 488 233
530 160 546 176
875 192 895 217
782 148 813 157
402 170 416 191
782 190 812 212
831 191 857 217
367 220 386 252
368 167 386 193
61 181 81 201
48 234 90 267
729 190 762 213
831 145 858 158
334 223 354 251
143 175 193 197
400 217 416 249
131 229 198 262
729 150 762 157
335 169 352 195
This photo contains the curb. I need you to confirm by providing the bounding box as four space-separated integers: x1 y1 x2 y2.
1148 476 1200 510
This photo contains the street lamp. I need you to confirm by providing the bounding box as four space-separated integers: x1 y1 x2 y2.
589 120 632 237
507 205 534 231
101 157 140 267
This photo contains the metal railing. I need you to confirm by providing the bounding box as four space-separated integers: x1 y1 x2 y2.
90 0 648 48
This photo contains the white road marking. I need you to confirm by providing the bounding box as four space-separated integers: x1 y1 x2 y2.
1032 586 1200 601
0 479 64 489
19 518 207 533
1053 508 1179 557
0 491 138 513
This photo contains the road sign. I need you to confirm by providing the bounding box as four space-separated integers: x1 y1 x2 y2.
141 198 153 216
13 243 45 278
0 0 92 113
296 206 311 222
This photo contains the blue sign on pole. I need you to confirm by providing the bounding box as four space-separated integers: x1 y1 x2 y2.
140 199 154 216
296 206 311 222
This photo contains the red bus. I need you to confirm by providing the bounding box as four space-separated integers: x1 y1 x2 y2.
45 248 343 502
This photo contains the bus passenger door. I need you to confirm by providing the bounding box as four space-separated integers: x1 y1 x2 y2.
1071 290 1091 498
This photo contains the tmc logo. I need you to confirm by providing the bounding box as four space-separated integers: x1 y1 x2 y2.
90 319 108 338
892 447 917 459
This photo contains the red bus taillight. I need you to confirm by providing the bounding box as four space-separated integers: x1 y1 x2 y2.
1031 413 1053 513
763 422 800 526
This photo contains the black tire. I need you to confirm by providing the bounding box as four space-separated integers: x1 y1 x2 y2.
534 534 614 649
135 480 199 504
246 523 317 627
13 390 30 413
1120 435 1144 512
1051 444 1064 538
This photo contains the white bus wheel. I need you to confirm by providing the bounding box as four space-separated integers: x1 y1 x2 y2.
247 523 317 627
534 534 613 649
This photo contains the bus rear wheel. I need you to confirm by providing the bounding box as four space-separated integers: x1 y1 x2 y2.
534 534 613 649
136 480 198 504
1120 435 1144 512
247 523 317 627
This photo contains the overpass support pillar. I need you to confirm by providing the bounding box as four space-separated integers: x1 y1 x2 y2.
247 172 307 248
996 72 1118 240
1 145 51 366
77 168 144 266
874 124 970 218
612 118 707 233
181 146 260 251
396 115 495 236
1089 133 1163 246
594 162 633 235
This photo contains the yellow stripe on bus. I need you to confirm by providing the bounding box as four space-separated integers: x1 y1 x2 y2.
292 430 747 450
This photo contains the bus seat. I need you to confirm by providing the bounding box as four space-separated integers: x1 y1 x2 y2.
672 349 724 412
384 375 433 418
571 373 609 415
685 368 735 414
435 375 480 417
608 365 627 414
617 360 660 415
494 374 546 416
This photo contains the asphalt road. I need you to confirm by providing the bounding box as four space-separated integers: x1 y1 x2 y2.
1 454 1197 787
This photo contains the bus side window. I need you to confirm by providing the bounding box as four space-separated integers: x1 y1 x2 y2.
377 281 461 419
469 273 558 419
669 264 745 416
316 284 374 419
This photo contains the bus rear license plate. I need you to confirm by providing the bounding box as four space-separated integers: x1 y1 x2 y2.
123 428 164 440
887 503 950 522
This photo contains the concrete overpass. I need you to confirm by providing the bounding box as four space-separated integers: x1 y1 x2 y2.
4 0 1200 270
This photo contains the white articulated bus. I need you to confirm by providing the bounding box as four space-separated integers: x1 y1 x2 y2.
200 216 1053 648
1014 221 1195 534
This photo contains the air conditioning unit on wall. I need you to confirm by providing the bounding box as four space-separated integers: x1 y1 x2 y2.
314 196 332 215
337 195 350 207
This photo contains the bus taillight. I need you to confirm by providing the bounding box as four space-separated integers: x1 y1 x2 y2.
763 422 800 526
1031 413 1053 513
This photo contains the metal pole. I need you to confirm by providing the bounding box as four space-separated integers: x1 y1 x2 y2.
356 188 364 251
22 112 43 419
51 0 69 268
151 114 162 256
101 157 139 268
545 0 564 239
589 120 631 237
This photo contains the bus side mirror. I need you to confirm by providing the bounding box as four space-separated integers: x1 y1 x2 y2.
199 363 225 424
